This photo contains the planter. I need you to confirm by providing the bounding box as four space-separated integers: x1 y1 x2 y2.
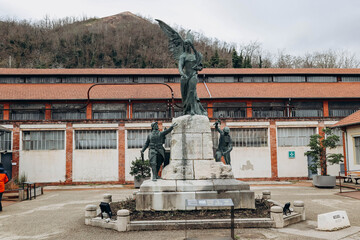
134 177 150 188
313 175 336 188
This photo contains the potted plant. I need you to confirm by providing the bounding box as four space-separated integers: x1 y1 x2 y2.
129 158 151 188
305 128 343 188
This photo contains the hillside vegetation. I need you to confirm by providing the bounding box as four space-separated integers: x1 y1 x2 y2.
0 12 358 69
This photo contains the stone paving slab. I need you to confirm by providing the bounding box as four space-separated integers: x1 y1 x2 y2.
336 191 360 200
276 220 360 240
44 184 127 190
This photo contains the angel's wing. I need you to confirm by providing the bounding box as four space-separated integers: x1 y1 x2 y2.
156 19 184 61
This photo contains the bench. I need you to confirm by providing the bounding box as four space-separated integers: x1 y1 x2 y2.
3 182 43 201
338 170 360 193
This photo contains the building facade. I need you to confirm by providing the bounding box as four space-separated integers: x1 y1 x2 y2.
0 68 359 184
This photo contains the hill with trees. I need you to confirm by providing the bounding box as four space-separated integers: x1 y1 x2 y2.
0 12 358 69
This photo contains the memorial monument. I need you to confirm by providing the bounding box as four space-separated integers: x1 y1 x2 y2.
135 20 254 210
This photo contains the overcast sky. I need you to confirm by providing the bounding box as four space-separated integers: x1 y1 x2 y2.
1 0 360 57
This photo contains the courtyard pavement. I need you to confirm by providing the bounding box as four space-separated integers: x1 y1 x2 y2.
0 182 359 240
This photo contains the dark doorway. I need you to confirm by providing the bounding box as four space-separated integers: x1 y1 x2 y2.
1 153 12 180
307 155 317 179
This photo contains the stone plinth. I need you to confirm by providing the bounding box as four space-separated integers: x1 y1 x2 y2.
136 179 255 210
162 115 233 180
136 115 254 211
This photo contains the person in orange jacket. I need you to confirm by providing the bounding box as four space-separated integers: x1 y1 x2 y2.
0 163 9 212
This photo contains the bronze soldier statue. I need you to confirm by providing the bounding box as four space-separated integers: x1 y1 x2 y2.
214 120 233 165
141 122 177 181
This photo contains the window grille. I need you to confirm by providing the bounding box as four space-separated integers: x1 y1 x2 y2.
165 77 181 83
329 128 343 146
207 77 235 83
174 107 184 118
229 128 268 147
278 127 316 147
240 76 272 82
97 77 132 83
291 102 323 117
252 102 285 118
52 104 86 120
10 104 45 120
329 101 360 117
127 129 151 149
23 131 65 150
213 102 246 119
0 131 11 151
75 130 117 150
307 76 337 82
138 77 165 83
0 77 25 83
61 77 97 83
355 137 360 164
26 77 62 83
342 77 360 82
0 104 3 120
93 103 126 120
133 103 170 119
273 76 305 82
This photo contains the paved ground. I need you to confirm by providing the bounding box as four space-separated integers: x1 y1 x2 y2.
0 182 359 240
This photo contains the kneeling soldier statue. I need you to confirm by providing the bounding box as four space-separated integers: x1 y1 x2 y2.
141 122 177 181
214 120 233 165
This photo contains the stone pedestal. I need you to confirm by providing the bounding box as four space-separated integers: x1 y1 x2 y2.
136 115 254 211
162 115 233 180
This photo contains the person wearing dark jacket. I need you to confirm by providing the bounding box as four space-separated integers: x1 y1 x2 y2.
0 163 9 211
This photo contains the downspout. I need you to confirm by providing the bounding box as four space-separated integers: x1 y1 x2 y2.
344 129 349 174
202 75 212 98
128 99 131 119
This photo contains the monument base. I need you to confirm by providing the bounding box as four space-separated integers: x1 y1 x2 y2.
136 179 255 211
136 115 255 211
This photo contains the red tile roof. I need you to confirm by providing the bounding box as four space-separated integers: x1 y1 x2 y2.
333 110 360 128
0 82 360 101
1 68 360 75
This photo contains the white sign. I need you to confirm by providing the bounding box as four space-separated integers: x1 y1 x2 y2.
317 210 350 231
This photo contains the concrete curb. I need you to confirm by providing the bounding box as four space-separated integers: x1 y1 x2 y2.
85 193 305 232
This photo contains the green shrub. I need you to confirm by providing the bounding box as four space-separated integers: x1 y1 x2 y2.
129 158 151 181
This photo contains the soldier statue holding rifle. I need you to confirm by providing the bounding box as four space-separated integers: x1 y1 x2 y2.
214 120 233 165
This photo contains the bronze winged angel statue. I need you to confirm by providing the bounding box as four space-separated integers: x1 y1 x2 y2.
156 19 207 116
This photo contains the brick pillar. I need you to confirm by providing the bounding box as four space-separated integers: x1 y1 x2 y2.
86 103 92 120
158 122 163 131
3 103 9 120
65 123 73 183
118 123 126 183
127 102 133 119
323 101 329 117
126 102 130 119
12 124 20 179
207 102 213 118
269 120 278 179
45 103 51 120
246 101 252 118
342 130 348 176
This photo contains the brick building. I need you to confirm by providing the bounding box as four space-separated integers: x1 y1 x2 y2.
0 68 359 184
